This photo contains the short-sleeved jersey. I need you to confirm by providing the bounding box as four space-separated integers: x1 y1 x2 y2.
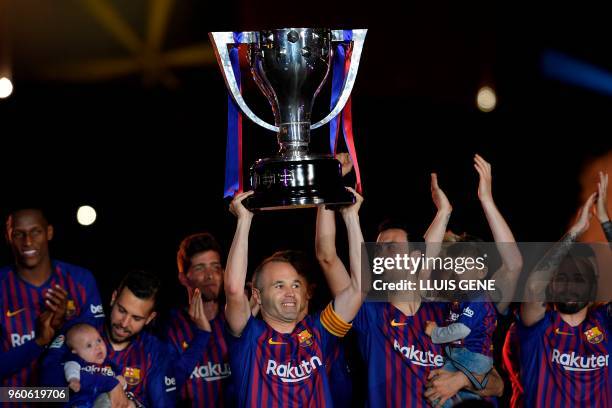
226 305 346 407
518 305 611 407
352 301 446 408
0 261 104 388
166 308 231 406
446 299 497 357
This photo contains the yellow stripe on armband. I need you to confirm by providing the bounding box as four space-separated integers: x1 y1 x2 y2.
320 303 352 337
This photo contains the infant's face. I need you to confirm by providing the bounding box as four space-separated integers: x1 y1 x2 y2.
72 328 107 365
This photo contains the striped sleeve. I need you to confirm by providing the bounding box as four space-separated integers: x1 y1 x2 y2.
320 303 352 337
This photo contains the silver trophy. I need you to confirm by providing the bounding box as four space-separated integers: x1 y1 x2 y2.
210 28 367 210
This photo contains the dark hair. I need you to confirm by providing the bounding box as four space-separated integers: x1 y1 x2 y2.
546 249 598 303
5 207 51 236
177 233 224 274
116 270 161 309
567 243 596 259
252 250 313 290
377 219 410 240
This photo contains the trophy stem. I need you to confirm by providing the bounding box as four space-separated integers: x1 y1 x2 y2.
278 121 310 159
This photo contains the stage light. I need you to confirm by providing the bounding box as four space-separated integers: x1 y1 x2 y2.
77 205 97 226
542 50 612 96
477 86 496 112
0 77 13 99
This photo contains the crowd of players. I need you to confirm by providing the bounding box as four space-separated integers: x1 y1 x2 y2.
1 155 610 407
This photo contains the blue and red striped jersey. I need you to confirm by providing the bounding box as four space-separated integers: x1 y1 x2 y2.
42 327 177 407
226 306 346 407
326 339 353 408
502 321 523 408
166 308 231 407
0 260 104 388
352 301 446 408
103 329 177 407
518 305 611 408
445 299 497 357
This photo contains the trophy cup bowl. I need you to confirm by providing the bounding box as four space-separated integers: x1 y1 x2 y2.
210 28 367 210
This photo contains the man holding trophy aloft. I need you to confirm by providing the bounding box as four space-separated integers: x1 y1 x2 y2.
210 28 368 406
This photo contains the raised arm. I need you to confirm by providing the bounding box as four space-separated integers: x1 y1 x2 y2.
332 188 366 323
418 173 452 288
315 206 351 296
315 153 354 296
424 173 452 248
474 154 523 314
596 171 612 242
521 192 596 326
224 191 255 336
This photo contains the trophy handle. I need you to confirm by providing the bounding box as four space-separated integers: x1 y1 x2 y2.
310 29 367 130
209 31 280 133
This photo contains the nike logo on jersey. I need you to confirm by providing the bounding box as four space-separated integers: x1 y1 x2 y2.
6 308 26 317
268 338 288 345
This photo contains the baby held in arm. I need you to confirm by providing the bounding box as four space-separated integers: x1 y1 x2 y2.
64 323 130 407
424 296 496 407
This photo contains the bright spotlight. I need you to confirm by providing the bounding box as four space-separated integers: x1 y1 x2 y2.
77 205 97 226
477 86 496 112
0 77 13 99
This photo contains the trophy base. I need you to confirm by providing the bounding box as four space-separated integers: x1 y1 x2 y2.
246 155 355 211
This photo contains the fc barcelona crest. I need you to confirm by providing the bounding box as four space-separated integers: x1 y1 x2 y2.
584 326 604 344
65 300 76 318
297 330 313 347
123 366 142 386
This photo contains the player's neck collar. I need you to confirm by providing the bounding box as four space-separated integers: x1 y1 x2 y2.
15 259 53 288
391 299 422 317
558 308 589 327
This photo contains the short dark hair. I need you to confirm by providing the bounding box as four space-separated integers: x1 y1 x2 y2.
5 207 51 237
252 250 313 290
377 219 410 240
116 270 161 309
177 233 223 274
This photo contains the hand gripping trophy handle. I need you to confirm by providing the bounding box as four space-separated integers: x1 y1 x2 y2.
209 29 367 132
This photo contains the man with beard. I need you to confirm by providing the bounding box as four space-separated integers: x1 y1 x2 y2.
0 207 102 388
165 233 233 407
43 270 211 407
521 192 610 407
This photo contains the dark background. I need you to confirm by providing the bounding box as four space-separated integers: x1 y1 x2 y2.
1 0 610 298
